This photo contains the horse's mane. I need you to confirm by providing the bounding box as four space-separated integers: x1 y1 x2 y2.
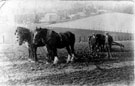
16 27 30 34
35 27 53 37
35 27 49 32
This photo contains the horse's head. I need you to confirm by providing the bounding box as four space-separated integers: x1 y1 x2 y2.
15 27 31 45
33 27 45 45
88 36 92 42
15 28 23 45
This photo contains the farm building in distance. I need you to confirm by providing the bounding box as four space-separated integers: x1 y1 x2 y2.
40 12 60 23
97 10 107 14
68 12 86 20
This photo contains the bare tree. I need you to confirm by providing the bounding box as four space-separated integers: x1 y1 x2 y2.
0 0 7 10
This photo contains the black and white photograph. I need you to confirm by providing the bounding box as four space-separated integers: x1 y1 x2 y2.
0 0 134 86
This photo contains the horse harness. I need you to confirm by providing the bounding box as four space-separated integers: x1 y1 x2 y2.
105 35 109 44
58 33 63 42
47 30 63 42
43 29 52 44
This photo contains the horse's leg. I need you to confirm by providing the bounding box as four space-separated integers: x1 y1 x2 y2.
92 45 95 52
102 43 105 52
101 44 104 52
70 44 75 62
30 46 33 60
98 45 100 51
53 48 59 64
91 44 96 53
66 46 72 63
28 47 31 59
46 45 53 64
46 52 53 64
89 42 92 52
28 47 32 61
28 46 35 62
31 45 37 62
34 46 38 62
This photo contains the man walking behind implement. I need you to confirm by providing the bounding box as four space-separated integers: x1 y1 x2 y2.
105 32 112 59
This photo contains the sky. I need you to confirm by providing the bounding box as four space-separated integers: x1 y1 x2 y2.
0 0 133 14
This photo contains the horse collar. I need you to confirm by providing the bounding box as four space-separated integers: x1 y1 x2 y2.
43 30 52 43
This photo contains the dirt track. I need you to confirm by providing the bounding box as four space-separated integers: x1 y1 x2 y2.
0 44 134 86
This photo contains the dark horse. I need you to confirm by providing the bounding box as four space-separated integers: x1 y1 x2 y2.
88 34 107 52
15 27 45 62
33 27 76 64
96 34 113 52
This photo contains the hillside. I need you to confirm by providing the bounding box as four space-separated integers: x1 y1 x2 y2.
47 13 134 33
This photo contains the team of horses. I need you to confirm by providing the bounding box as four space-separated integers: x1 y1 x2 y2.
15 26 124 64
88 33 124 59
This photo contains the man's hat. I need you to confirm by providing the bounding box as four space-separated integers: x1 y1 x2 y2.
105 32 109 35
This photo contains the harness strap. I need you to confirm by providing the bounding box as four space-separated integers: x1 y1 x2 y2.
29 30 34 44
58 33 62 42
105 35 109 44
44 29 52 43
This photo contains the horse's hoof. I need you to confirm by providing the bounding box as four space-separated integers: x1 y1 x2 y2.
70 58 74 62
53 60 58 65
70 60 74 63
66 60 70 64
46 61 50 64
66 61 69 64
30 60 35 63
52 63 58 67
53 61 58 64
53 56 59 64
28 59 35 63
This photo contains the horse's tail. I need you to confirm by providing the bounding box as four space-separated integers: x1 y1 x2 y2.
69 32 76 55
70 32 75 44
73 33 75 44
